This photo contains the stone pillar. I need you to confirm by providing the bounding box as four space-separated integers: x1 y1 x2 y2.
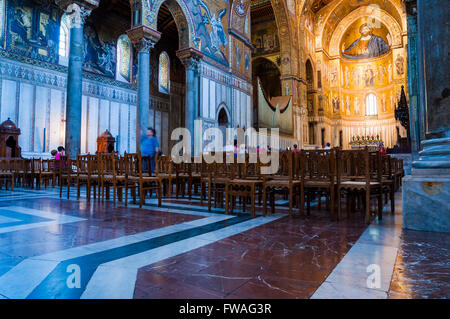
402 0 450 233
57 1 97 158
126 26 161 152
177 48 203 156
405 0 421 157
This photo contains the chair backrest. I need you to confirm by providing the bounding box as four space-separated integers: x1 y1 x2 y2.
303 150 335 182
156 155 172 175
32 158 42 174
99 153 117 178
336 149 370 184
76 154 90 176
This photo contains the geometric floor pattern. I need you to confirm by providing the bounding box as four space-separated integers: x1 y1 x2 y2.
0 187 448 299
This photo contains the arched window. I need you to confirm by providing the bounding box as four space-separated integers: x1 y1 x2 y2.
366 94 378 116
116 35 131 82
58 14 70 66
158 52 169 94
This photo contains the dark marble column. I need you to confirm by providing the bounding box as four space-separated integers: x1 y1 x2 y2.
126 26 161 153
134 39 154 152
57 2 95 159
177 48 203 156
411 0 450 169
405 0 421 157
402 0 450 233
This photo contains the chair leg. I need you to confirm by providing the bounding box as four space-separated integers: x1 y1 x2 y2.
262 187 267 217
251 187 255 218
378 192 383 221
300 185 305 217
365 190 371 224
390 187 395 214
330 187 335 221
139 182 143 208
208 183 212 211
158 182 162 207
225 184 229 215
289 187 293 217
337 188 342 220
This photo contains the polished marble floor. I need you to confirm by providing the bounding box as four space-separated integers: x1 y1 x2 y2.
0 187 448 299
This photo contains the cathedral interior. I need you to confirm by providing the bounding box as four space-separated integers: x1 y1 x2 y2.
0 0 448 301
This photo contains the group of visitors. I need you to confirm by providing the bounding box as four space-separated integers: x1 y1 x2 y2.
50 146 65 160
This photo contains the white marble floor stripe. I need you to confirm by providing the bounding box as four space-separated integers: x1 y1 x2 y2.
0 206 86 234
0 259 59 299
311 192 403 299
81 214 283 299
0 215 232 299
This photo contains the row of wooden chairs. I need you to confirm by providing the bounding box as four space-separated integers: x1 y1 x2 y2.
1 150 404 224
195 149 403 223
0 158 58 190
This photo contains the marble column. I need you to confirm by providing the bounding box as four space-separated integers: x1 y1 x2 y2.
59 2 93 158
402 0 450 233
177 48 203 156
126 26 160 153
134 39 154 152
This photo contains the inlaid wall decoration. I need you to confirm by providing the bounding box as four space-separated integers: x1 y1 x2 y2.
6 0 60 64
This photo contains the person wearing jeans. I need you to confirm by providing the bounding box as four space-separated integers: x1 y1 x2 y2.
141 127 160 173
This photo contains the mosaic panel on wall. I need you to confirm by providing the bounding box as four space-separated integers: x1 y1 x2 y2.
5 0 60 64
83 22 116 78
191 0 229 66
251 18 280 57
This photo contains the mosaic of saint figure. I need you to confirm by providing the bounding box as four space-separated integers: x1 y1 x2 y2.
342 23 390 59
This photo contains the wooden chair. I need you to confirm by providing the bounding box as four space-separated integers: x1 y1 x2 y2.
0 159 14 190
155 155 176 198
174 161 191 199
380 154 395 214
226 157 265 218
59 156 77 199
99 153 136 206
336 149 383 223
12 159 27 188
76 154 100 201
31 158 42 189
207 154 232 211
301 150 336 220
126 153 162 208
262 151 301 217
41 159 57 188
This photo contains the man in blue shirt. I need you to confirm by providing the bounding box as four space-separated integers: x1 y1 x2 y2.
141 127 160 173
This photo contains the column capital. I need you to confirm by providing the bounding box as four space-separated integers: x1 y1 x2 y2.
126 25 161 52
177 48 204 73
133 38 156 54
56 1 98 28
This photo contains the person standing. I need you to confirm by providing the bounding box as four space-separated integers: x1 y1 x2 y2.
141 128 160 173
292 144 300 153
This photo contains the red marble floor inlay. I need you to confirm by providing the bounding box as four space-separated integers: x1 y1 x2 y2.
134 207 369 299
